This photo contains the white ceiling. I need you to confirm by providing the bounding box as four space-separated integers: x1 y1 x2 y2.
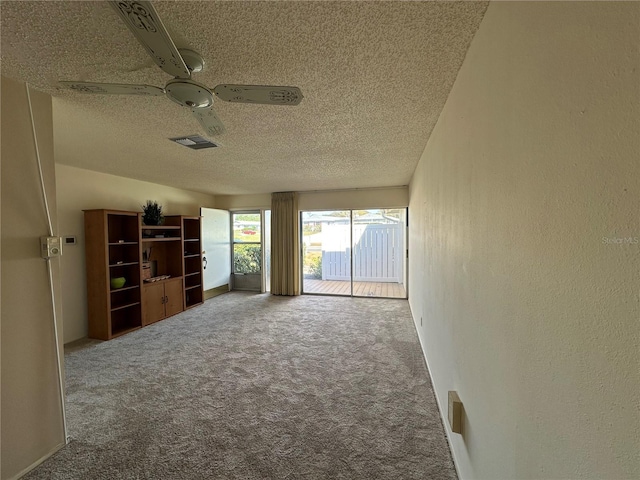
0 1 488 195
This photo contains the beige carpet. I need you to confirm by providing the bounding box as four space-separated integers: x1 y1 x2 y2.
26 292 457 479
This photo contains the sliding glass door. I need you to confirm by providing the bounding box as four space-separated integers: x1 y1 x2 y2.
301 209 406 298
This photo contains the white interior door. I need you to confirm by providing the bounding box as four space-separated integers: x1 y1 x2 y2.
201 207 231 290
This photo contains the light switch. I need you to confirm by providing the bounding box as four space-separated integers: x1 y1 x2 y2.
40 236 62 258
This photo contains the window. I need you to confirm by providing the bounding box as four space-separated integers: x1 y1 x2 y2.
232 212 261 274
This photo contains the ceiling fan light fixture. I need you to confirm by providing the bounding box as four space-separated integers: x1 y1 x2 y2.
178 49 205 73
165 79 213 109
61 1 304 135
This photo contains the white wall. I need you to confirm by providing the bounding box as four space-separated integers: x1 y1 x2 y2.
408 2 639 479
55 164 215 343
1 77 65 479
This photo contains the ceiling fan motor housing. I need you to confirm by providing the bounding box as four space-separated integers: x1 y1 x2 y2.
165 79 214 109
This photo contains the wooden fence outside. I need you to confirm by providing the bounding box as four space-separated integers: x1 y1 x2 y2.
321 223 403 282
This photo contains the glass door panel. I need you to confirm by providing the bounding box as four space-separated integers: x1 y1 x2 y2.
352 209 406 299
232 211 261 291
301 210 351 295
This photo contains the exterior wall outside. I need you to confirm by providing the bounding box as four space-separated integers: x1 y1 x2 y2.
1 77 65 479
408 2 639 479
55 164 215 343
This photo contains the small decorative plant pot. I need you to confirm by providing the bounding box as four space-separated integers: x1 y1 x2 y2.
142 200 164 226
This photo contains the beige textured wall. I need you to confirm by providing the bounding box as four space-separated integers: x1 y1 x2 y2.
408 2 639 479
298 187 408 211
1 77 65 479
214 193 271 210
55 164 215 343
215 187 408 211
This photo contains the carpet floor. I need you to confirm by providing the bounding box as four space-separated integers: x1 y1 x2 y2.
26 292 456 479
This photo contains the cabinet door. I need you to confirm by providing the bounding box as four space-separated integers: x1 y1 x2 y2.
164 278 184 318
143 283 165 325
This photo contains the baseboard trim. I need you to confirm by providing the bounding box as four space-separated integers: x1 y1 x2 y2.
8 440 66 480
204 284 229 300
408 303 463 480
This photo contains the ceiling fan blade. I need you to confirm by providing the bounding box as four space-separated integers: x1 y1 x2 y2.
60 81 165 96
110 1 190 79
213 85 303 106
192 108 225 136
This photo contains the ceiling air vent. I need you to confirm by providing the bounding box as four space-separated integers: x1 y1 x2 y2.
169 134 220 150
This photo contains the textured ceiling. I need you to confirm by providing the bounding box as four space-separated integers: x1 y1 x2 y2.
0 1 488 195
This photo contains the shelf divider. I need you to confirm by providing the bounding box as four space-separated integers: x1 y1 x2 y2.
111 301 141 312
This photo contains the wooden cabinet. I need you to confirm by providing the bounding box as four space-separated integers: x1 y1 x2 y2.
84 210 142 340
84 211 203 340
142 278 183 325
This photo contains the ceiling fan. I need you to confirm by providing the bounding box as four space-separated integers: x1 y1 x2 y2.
60 0 303 137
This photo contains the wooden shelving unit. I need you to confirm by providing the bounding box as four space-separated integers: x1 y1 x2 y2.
84 211 204 340
84 210 142 340
182 216 204 309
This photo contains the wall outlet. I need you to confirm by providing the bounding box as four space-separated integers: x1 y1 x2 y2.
448 391 463 434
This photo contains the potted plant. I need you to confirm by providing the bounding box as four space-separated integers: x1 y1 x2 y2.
142 200 164 226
